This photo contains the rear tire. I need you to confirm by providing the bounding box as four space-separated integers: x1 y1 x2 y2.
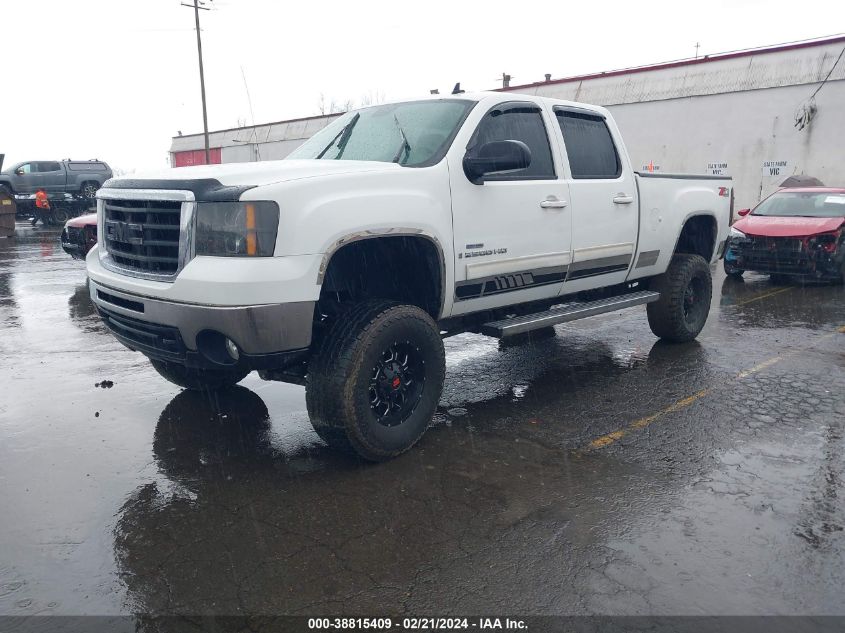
647 254 712 343
81 182 99 200
306 301 445 461
149 358 249 391
51 207 70 224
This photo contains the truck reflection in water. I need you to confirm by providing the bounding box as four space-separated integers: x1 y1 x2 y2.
111 334 720 616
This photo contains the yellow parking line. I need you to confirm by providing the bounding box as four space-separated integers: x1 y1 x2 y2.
585 324 843 451
734 286 792 306
735 356 782 379
587 388 710 450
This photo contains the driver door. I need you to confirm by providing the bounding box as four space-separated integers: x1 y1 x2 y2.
12 163 39 193
449 101 572 316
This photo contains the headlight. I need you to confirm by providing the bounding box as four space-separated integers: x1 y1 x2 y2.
729 226 746 238
194 201 279 257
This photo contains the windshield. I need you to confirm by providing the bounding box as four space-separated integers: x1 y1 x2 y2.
287 99 473 166
752 191 845 218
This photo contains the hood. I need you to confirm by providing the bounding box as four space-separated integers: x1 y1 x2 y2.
66 213 97 228
105 160 403 190
734 214 845 238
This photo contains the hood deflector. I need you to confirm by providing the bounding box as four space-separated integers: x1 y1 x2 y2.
101 178 255 202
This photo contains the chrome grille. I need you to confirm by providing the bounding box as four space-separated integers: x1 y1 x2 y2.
103 199 181 275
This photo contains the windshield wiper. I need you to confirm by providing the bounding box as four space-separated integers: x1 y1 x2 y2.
392 114 412 164
316 113 360 159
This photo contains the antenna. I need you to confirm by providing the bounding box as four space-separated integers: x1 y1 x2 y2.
240 66 260 161
451 82 464 95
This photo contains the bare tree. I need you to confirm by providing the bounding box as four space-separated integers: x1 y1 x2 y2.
359 90 385 107
318 93 362 115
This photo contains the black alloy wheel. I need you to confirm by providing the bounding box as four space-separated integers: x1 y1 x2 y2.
683 275 709 328
369 341 426 428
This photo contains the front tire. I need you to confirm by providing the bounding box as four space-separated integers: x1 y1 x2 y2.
149 358 249 391
306 301 446 461
647 254 712 343
723 258 744 277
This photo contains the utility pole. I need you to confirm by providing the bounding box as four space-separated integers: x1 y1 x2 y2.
181 0 211 164
694 42 701 59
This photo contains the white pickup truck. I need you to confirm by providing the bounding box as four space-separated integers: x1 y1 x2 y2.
87 92 732 460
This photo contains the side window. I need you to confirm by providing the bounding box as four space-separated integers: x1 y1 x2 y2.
17 163 35 174
470 103 555 180
555 110 621 179
39 161 61 172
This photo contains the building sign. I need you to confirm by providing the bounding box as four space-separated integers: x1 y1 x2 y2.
707 162 729 176
762 160 790 177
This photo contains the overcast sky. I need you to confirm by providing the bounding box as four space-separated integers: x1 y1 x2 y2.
2 0 843 173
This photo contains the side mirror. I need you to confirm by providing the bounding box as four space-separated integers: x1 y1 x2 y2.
463 140 531 184
737 208 751 217
15 169 24 176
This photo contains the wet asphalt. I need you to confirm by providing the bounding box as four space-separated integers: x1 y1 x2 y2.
1 222 844 620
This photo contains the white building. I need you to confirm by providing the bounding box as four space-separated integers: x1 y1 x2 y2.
170 35 845 210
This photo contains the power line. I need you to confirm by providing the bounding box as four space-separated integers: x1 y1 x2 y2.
809 44 845 100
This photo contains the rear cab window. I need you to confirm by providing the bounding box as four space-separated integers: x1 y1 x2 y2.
67 162 108 171
554 108 621 179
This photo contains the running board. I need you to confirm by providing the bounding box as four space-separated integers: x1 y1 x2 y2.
481 290 660 338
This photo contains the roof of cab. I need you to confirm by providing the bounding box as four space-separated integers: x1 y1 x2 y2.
777 187 845 194
451 91 611 116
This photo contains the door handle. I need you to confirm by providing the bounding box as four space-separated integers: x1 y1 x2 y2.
540 197 568 209
613 194 634 204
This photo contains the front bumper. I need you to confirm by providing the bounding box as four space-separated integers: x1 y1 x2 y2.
61 226 96 260
89 279 314 370
727 236 844 279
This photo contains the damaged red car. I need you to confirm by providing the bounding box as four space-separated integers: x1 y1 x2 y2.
60 212 98 260
724 188 845 282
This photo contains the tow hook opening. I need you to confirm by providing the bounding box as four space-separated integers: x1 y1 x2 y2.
196 330 240 366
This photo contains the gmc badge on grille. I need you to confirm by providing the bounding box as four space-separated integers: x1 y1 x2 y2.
106 221 145 245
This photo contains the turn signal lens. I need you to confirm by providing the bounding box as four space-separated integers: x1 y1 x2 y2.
245 203 257 256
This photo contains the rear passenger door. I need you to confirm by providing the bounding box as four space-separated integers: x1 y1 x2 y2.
553 107 638 293
37 161 65 192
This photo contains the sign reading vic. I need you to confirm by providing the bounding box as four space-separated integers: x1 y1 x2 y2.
762 160 790 177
